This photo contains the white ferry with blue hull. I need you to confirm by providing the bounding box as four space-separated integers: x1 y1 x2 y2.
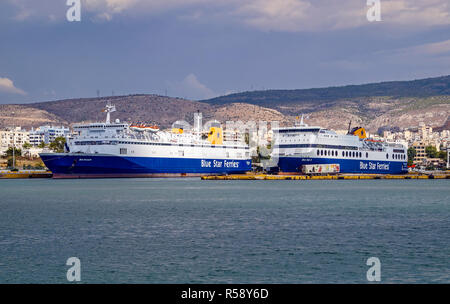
272 117 408 174
40 104 251 178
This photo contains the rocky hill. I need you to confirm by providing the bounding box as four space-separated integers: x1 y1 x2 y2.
0 75 449 133
0 104 66 129
204 75 450 105
202 75 450 132
0 95 287 130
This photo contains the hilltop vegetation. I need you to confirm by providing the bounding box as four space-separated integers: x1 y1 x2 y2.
202 75 450 132
203 75 450 105
0 75 448 133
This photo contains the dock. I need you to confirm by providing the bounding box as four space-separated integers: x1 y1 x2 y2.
0 170 53 179
201 173 450 180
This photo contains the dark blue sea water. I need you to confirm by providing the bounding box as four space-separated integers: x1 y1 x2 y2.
0 179 449 283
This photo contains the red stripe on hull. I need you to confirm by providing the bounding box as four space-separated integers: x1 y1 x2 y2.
51 173 225 179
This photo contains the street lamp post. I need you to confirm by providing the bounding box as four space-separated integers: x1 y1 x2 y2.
11 111 15 170
447 147 449 169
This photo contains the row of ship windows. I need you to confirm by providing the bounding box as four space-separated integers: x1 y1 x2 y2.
275 144 358 150
74 141 249 150
119 147 248 158
76 125 126 129
316 149 406 160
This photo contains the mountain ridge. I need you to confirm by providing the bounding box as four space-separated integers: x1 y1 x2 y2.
0 75 449 133
202 75 450 105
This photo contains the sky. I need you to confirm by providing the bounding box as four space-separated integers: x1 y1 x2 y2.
0 0 449 104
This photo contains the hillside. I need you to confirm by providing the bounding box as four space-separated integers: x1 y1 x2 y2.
0 95 288 130
0 75 449 133
31 95 213 127
0 104 67 129
202 75 450 132
203 75 450 105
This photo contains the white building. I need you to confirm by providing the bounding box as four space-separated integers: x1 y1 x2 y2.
26 126 71 146
0 127 30 154
37 126 70 144
28 128 45 146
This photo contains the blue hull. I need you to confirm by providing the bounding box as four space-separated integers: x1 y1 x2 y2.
40 154 252 178
278 157 408 174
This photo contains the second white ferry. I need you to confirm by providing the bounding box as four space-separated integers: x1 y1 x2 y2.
271 117 408 174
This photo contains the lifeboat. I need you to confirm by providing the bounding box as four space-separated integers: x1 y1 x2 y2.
130 124 159 132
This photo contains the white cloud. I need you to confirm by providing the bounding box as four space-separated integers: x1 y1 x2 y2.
374 38 450 59
171 74 216 100
322 38 450 76
0 77 27 95
409 39 450 55
381 0 450 27
236 0 311 32
5 0 450 31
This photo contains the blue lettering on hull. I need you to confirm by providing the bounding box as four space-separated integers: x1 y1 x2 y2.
40 154 252 177
278 157 407 174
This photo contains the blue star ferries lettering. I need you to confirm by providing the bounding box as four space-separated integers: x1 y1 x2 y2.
224 160 239 168
360 161 389 170
201 160 240 168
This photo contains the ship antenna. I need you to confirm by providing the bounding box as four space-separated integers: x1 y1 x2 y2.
105 101 116 124
295 114 309 127
347 120 352 134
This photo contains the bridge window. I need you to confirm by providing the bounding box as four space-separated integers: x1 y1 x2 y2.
366 152 368 158
317 150 320 156
386 153 389 159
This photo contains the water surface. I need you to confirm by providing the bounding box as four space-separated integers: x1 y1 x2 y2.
0 179 449 283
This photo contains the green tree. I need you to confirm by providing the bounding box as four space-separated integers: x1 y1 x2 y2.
22 142 32 149
6 157 18 170
4 147 22 157
437 150 447 160
38 141 47 148
49 136 66 153
407 147 416 166
425 146 438 158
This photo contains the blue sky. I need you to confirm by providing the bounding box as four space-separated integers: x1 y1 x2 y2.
0 0 449 104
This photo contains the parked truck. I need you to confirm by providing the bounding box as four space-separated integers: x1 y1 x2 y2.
301 164 340 175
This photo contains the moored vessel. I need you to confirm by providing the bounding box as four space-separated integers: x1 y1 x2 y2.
271 116 408 174
40 103 252 178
